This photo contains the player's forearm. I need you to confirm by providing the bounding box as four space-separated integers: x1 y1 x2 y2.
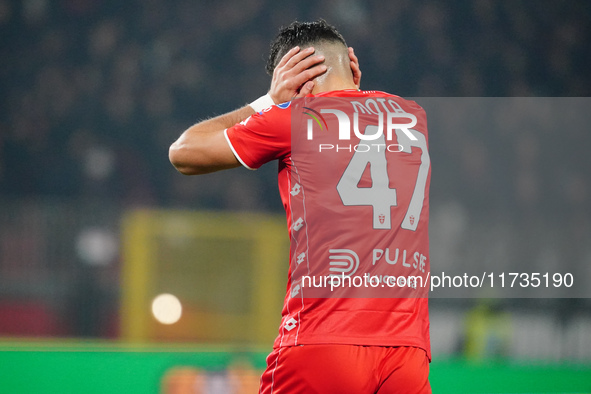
169 105 254 175
189 105 256 135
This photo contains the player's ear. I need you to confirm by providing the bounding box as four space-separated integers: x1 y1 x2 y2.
349 47 361 89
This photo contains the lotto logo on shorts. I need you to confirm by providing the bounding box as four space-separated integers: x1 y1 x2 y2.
284 318 298 331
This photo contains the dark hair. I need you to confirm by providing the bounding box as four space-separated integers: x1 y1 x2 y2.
266 19 347 75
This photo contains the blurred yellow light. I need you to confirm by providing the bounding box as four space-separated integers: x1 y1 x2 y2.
151 293 182 325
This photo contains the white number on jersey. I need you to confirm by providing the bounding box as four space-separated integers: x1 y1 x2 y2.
336 126 430 230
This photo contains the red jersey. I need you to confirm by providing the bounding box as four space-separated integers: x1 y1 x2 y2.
225 90 431 359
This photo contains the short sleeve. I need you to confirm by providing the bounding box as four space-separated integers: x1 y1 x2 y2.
224 103 292 170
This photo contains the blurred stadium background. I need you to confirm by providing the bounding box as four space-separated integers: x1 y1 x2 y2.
0 0 590 393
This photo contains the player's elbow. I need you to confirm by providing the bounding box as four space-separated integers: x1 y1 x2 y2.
169 142 203 175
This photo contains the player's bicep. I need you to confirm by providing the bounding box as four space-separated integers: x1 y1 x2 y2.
169 128 241 175
225 107 291 169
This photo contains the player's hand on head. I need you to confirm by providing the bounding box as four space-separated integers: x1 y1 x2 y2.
349 47 361 89
268 46 327 103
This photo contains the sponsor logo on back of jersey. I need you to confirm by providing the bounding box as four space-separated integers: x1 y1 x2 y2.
328 249 360 277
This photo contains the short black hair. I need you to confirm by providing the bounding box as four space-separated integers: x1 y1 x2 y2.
266 19 347 75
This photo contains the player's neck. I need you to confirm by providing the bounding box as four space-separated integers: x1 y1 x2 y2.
311 74 358 95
